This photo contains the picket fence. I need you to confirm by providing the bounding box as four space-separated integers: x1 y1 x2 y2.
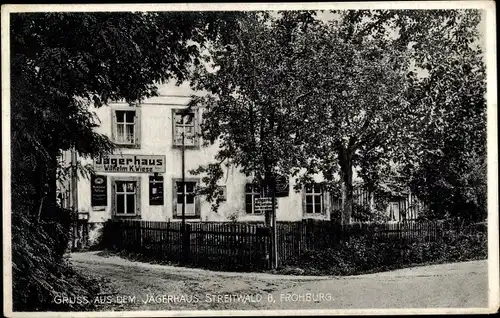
102 219 453 270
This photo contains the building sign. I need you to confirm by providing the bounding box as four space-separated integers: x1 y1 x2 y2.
275 175 289 197
263 175 289 197
149 176 164 205
94 155 166 173
91 175 107 206
255 197 278 211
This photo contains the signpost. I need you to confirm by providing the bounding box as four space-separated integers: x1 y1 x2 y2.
252 174 286 269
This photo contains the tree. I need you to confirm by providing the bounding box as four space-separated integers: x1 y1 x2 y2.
189 9 486 228
398 10 486 221
11 11 241 216
290 15 409 224
10 11 240 310
189 11 319 267
292 10 486 224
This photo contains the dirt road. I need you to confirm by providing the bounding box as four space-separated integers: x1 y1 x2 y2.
69 251 488 311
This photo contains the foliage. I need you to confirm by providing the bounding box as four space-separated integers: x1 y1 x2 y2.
8 10 487 309
11 209 102 311
291 12 410 204
11 10 243 214
190 11 318 211
227 209 244 223
351 203 390 223
330 209 342 223
190 10 486 226
290 223 487 276
190 163 225 212
293 10 486 224
396 10 487 222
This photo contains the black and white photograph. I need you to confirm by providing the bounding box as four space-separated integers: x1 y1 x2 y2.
2 2 498 316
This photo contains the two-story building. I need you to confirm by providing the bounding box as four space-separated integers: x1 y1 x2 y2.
58 82 422 244
58 83 333 243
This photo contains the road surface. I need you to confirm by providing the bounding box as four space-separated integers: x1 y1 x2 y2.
69 251 488 311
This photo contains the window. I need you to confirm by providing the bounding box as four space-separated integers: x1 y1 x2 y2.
115 181 138 215
305 183 323 214
245 183 262 214
175 181 197 217
112 108 141 148
219 185 227 201
173 109 198 147
116 111 135 144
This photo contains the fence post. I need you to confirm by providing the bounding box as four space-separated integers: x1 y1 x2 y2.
182 223 191 263
306 218 314 250
256 226 271 269
135 221 141 253
116 221 122 250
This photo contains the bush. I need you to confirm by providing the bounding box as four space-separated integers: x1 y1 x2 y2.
288 224 487 276
12 208 102 311
351 203 391 223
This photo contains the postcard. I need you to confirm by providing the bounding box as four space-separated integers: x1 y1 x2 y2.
2 2 498 317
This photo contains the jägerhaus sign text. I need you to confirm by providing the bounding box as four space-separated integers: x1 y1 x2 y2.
94 154 166 173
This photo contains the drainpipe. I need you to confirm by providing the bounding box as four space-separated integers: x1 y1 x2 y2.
71 149 78 211
71 148 78 249
181 130 186 230
181 126 190 264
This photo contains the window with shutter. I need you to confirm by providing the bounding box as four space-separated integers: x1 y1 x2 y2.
172 109 200 148
111 177 141 218
172 178 200 219
111 107 141 148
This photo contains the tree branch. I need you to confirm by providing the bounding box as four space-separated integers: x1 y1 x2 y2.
352 110 375 149
356 11 394 39
294 91 312 104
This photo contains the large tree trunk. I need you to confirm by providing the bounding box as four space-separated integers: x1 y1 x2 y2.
269 178 278 269
338 146 354 225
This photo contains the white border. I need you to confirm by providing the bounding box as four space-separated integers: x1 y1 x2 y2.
2 2 498 317
0 2 497 12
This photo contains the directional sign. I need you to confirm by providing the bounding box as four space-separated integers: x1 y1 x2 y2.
255 197 278 211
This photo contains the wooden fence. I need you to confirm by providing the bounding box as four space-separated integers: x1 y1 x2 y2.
275 220 449 263
102 219 461 270
103 220 271 269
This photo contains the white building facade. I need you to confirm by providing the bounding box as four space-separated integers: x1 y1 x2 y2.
63 84 340 243
59 83 421 244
